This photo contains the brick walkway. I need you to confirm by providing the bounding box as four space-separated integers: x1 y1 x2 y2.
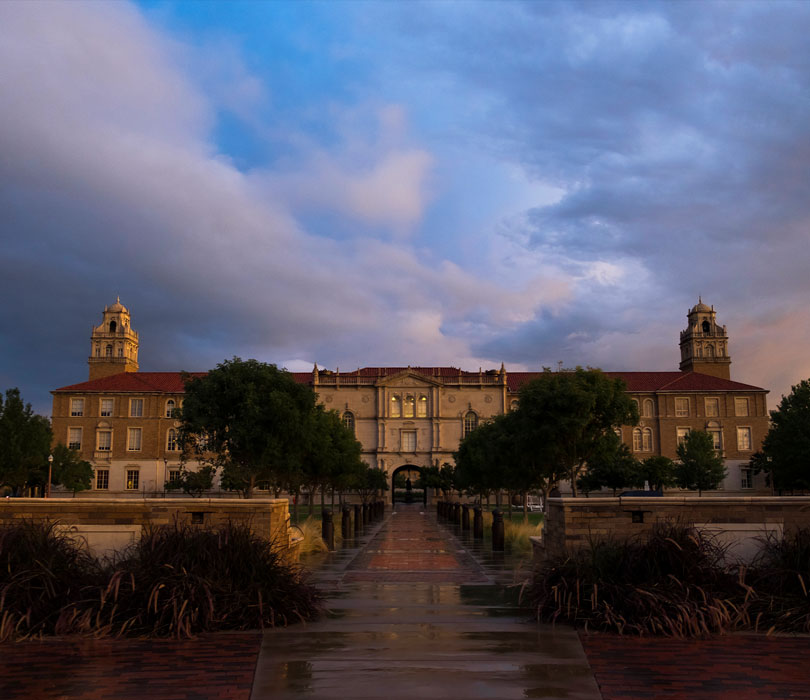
582 632 810 699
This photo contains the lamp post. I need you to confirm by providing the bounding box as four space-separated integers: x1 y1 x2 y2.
47 454 53 499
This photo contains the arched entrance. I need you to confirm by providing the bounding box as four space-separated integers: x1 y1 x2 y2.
391 464 427 506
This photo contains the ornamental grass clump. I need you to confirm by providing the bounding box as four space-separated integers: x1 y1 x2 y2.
101 521 322 637
525 523 744 637
0 520 101 641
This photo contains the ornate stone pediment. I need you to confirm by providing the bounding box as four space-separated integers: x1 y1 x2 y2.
377 370 442 388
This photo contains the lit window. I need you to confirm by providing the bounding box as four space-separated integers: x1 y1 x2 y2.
167 429 178 451
642 399 654 418
740 468 753 490
676 427 690 445
165 399 176 418
463 411 478 437
633 428 642 452
707 422 722 451
390 395 401 418
404 395 415 418
705 398 720 417
117 347 123 357
417 396 427 417
401 430 416 452
342 411 355 434
126 470 139 490
105 345 112 358
735 397 750 417
97 430 112 451
70 398 84 417
95 470 109 490
675 398 689 417
100 399 113 417
130 398 143 417
510 400 519 411
737 427 752 452
68 428 82 450
127 428 142 451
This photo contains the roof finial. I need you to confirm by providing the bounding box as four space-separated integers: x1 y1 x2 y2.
117 295 120 303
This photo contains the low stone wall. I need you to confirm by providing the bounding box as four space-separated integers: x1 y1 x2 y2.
0 498 291 557
537 496 810 563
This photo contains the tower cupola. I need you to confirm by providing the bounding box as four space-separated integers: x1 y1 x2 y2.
679 298 731 379
88 297 139 380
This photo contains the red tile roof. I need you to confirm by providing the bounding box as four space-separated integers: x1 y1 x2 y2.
54 368 766 394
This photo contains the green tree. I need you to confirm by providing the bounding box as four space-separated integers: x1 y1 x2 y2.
638 455 676 492
578 437 642 496
0 388 52 493
50 443 93 494
515 369 639 496
165 464 216 497
179 358 316 499
761 379 810 492
422 462 456 500
674 430 726 495
353 466 389 504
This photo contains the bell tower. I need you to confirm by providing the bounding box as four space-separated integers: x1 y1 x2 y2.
679 299 731 380
88 297 139 380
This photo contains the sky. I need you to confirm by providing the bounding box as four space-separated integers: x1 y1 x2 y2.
2 0 810 416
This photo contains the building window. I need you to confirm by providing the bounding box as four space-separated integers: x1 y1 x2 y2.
342 411 355 434
510 400 519 411
167 429 178 451
633 428 642 452
95 345 101 357
127 428 142 451
642 428 652 452
68 427 82 450
70 398 84 417
675 398 689 417
105 344 112 358
463 411 478 438
96 469 109 490
735 397 750 417
676 427 691 445
165 399 175 418
130 398 143 417
401 430 416 452
705 398 720 417
417 395 428 418
642 399 654 418
737 427 752 452
126 470 139 490
390 395 401 418
97 430 112 451
403 395 415 418
740 467 753 490
168 470 181 483
707 421 723 451
100 398 113 417
117 347 123 357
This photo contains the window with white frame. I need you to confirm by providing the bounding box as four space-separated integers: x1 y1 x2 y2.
676 427 691 445
126 470 139 490
403 395 415 418
97 429 112 451
675 398 689 417
100 398 113 417
130 398 144 417
165 399 176 418
70 398 84 416
737 427 752 451
642 399 654 418
740 467 753 490
127 428 142 451
390 395 401 418
642 428 652 452
342 411 355 434
705 398 720 417
632 428 643 451
95 469 109 490
463 411 478 438
68 428 82 451
401 430 416 452
707 421 723 451
167 429 178 451
417 395 428 418
735 397 750 417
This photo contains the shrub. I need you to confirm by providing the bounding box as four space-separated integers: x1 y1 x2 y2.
525 523 744 637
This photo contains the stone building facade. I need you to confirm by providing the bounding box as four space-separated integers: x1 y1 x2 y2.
51 300 771 497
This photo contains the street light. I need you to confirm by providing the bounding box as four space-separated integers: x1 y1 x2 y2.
47 454 53 499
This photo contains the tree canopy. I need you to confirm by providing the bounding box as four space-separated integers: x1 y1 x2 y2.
50 443 94 494
760 379 810 492
577 435 642 496
0 388 52 492
674 430 726 495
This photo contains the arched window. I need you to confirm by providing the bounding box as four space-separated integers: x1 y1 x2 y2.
390 395 401 418
706 344 715 357
342 411 355 434
105 344 112 358
642 428 652 452
463 411 478 438
702 320 711 333
642 399 654 418
109 321 117 333
510 400 519 411
117 346 123 357
632 398 639 414
167 429 178 452
165 399 176 418
403 395 415 418
417 395 428 417
632 428 642 452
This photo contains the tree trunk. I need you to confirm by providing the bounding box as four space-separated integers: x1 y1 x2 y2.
245 474 255 499
570 468 578 497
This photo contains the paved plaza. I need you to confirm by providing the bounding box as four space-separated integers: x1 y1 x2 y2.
1 505 810 699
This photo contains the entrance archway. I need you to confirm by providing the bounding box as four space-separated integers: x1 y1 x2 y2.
391 464 427 506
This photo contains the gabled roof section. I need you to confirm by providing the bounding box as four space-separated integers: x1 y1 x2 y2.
53 372 206 394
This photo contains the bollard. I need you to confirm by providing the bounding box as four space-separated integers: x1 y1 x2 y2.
492 509 505 551
322 509 335 551
473 506 483 539
453 502 461 526
461 504 470 531
362 502 369 526
354 504 362 535
342 506 351 540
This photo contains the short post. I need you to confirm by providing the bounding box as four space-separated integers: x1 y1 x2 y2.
322 509 335 551
492 509 504 551
453 502 461 526
354 504 362 535
473 506 483 539
342 506 351 540
461 504 470 531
